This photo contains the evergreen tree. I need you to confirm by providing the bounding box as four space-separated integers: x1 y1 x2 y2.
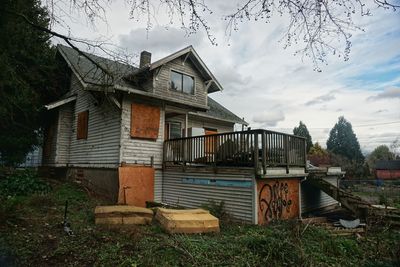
0 0 58 165
326 116 364 162
293 121 313 153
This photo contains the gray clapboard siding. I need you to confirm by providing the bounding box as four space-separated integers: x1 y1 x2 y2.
55 103 73 164
301 177 339 214
155 169 163 202
68 74 121 167
42 113 58 166
153 57 207 108
188 116 234 132
119 95 165 168
163 170 254 223
165 115 234 134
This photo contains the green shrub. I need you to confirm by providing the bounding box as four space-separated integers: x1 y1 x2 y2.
0 169 51 197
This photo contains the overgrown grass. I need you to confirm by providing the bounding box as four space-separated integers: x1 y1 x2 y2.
0 178 399 266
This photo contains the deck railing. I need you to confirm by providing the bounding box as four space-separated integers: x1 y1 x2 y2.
163 129 307 175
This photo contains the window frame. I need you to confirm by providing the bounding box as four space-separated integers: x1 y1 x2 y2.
76 110 89 140
165 121 182 140
169 69 195 95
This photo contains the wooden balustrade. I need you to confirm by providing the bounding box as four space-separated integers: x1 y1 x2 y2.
163 129 306 175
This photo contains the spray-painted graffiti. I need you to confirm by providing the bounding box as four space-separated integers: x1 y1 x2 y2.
258 181 293 223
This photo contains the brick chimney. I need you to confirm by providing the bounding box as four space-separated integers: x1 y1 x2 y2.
139 51 151 68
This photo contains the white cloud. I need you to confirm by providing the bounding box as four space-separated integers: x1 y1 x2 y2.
119 26 204 59
305 92 336 106
368 87 400 100
252 110 285 127
49 1 400 153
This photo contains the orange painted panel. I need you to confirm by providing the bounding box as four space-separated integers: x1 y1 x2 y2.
205 129 218 156
130 103 160 140
257 179 300 225
118 166 154 207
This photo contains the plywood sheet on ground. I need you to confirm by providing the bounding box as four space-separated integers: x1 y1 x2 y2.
257 178 300 225
95 205 153 225
118 166 154 207
155 208 220 234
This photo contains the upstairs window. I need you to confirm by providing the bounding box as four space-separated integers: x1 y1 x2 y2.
170 70 194 94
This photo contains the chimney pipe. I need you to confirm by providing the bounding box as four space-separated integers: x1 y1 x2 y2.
139 51 151 68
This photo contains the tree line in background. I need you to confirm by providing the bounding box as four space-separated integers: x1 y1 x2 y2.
0 0 399 168
293 117 400 179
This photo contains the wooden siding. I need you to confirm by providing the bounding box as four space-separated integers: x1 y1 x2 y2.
376 169 400 180
188 116 233 133
165 114 234 135
162 170 255 223
56 103 73 164
301 177 338 214
67 74 121 167
42 113 58 166
119 95 165 168
153 57 207 108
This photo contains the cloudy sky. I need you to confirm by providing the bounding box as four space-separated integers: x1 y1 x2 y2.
51 1 400 154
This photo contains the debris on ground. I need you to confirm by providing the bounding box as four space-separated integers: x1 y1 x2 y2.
155 208 220 234
94 205 153 225
301 217 366 236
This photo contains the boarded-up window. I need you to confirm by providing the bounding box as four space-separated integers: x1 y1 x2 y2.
77 110 89 140
131 103 160 140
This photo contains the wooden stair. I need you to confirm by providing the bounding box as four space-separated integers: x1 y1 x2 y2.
307 174 400 226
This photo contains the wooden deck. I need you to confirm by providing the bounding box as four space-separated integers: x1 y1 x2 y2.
163 129 306 175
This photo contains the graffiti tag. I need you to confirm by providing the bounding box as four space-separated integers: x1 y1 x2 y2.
259 181 292 223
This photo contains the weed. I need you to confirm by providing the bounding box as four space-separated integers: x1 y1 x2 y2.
0 169 50 197
201 199 231 223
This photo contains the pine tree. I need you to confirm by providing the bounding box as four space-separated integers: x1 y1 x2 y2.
293 121 313 153
0 0 57 165
326 116 364 162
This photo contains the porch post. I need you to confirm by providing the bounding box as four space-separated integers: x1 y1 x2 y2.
185 112 188 137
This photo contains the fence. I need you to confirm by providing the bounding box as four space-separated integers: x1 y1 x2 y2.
163 129 306 174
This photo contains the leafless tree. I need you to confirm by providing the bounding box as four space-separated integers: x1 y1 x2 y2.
3 0 400 76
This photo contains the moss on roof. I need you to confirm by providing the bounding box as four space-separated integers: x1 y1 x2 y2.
58 45 247 125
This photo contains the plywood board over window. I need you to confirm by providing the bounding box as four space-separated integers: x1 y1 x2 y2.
77 110 89 139
131 103 160 140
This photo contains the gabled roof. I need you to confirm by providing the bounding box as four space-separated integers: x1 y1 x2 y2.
191 97 248 125
57 44 136 89
375 160 400 170
148 46 222 93
56 45 245 123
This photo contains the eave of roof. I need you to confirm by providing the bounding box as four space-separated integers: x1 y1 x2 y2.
147 46 223 93
45 95 77 110
190 97 248 125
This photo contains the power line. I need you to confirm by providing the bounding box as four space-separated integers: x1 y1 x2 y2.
267 120 400 130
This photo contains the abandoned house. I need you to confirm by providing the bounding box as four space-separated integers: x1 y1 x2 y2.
42 45 339 224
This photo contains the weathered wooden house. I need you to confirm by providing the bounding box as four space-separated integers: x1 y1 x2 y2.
43 45 310 224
